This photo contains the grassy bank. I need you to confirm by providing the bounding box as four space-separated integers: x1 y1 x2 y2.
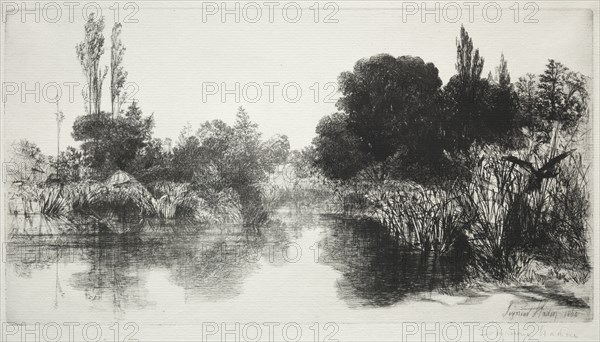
327 145 591 284
7 179 288 232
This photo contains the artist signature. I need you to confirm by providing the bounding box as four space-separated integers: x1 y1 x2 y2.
503 300 582 321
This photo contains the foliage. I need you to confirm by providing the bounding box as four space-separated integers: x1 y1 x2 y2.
36 186 69 216
8 140 47 184
456 142 589 281
288 147 319 180
516 60 589 148
197 188 243 224
236 184 282 227
146 182 205 219
313 27 526 182
51 146 84 182
168 107 289 225
63 181 241 224
363 139 590 282
367 182 463 254
263 134 290 167
76 14 108 115
66 181 108 215
442 27 521 151
334 54 444 178
538 60 588 128
110 22 128 116
457 149 529 279
72 102 154 179
312 112 370 180
128 138 173 183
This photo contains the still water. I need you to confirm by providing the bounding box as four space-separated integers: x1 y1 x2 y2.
4 207 591 333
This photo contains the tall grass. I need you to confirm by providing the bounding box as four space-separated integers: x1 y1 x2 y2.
534 150 590 272
361 141 590 283
7 183 69 217
63 180 248 225
458 150 532 280
197 188 243 224
65 181 107 214
65 181 150 220
147 182 205 219
458 144 590 281
367 182 462 254
36 186 69 216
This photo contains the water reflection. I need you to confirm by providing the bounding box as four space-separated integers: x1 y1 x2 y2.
6 214 298 312
69 234 150 313
317 215 467 307
5 209 468 316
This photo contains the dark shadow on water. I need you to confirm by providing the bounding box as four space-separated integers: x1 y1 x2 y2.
316 215 468 307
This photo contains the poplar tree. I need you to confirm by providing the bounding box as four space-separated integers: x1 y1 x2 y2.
111 22 128 117
76 14 108 116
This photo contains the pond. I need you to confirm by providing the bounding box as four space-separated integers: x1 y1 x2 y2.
3 206 591 340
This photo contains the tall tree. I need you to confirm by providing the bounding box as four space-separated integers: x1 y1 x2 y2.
227 107 266 190
455 25 485 87
516 73 538 116
538 59 588 129
76 14 108 115
443 25 494 150
515 73 547 143
53 100 65 177
336 53 443 178
487 53 520 145
72 102 154 178
312 112 370 180
537 60 588 155
110 22 128 117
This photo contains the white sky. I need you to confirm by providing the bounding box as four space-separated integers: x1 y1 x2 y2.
1 1 596 155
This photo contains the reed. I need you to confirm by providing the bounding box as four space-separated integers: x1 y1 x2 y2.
458 149 532 280
194 188 243 224
36 186 69 216
63 180 151 220
459 143 590 281
367 182 462 254
147 182 205 219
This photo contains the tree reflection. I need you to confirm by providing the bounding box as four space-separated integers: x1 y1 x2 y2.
318 216 468 307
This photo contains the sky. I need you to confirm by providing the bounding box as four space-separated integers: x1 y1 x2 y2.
1 1 596 156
